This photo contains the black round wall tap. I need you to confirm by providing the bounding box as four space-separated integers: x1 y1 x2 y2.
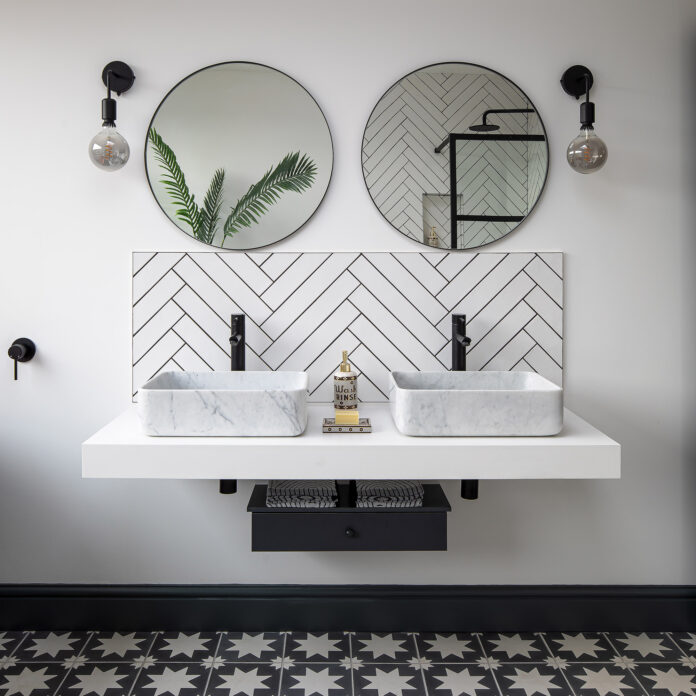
8 338 36 380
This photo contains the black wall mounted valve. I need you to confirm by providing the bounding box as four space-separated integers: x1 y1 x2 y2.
8 338 36 380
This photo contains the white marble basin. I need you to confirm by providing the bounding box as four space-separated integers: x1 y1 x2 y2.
389 371 563 436
138 371 308 436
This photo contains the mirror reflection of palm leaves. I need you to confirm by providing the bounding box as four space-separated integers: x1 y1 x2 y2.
148 128 317 245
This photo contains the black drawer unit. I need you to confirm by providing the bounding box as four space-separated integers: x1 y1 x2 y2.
247 483 451 551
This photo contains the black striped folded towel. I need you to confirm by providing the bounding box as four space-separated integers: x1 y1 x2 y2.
355 480 424 508
266 480 338 508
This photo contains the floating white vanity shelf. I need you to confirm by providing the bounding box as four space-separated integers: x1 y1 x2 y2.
82 403 620 480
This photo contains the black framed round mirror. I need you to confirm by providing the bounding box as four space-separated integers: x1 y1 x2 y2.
146 62 333 250
362 62 548 250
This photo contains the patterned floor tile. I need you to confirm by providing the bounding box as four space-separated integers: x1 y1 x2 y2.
131 662 209 696
149 632 218 663
479 633 547 663
207 662 279 696
219 632 285 663
82 632 154 661
354 664 425 696
55 662 138 696
672 632 696 656
0 633 26 658
13 632 92 662
424 663 499 696
631 662 696 695
496 663 572 696
353 633 416 664
564 662 645 696
541 631 615 662
604 631 682 661
286 633 350 663
283 663 352 696
0 662 70 696
415 633 481 663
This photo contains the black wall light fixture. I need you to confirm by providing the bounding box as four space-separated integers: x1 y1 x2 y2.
560 65 608 173
88 61 135 171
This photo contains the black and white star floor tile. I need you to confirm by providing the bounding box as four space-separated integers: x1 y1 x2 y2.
2 631 696 695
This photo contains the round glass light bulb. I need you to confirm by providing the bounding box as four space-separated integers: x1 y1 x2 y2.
566 127 607 174
88 126 130 171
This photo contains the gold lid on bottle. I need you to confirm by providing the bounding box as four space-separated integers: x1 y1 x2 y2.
340 350 351 372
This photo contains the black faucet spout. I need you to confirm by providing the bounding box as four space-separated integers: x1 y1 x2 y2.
230 314 246 371
451 314 470 371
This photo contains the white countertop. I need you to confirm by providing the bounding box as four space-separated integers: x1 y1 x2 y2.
82 404 620 480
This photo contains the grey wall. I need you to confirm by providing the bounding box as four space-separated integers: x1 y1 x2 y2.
0 0 694 584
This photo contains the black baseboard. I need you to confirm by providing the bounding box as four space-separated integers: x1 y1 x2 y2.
1 585 695 632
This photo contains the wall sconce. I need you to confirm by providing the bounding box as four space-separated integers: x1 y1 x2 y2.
88 61 135 171
560 65 607 174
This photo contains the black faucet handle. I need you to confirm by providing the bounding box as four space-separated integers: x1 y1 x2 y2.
8 338 36 381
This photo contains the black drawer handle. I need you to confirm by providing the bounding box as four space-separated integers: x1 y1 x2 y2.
345 527 356 538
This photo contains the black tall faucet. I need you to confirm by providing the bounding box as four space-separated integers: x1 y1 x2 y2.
230 314 245 371
451 314 471 371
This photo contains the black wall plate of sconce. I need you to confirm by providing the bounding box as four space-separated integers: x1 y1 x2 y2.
101 61 135 95
560 64 594 99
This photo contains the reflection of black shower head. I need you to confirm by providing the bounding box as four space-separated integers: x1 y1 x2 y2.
469 108 533 132
469 123 500 132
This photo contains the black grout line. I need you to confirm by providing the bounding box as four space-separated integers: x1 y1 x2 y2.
201 632 224 696
126 631 160 696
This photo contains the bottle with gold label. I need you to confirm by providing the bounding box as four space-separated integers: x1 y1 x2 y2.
334 350 359 425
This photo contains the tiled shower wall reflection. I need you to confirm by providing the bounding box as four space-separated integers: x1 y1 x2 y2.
132 252 563 402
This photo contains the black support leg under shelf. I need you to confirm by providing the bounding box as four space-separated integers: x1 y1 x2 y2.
461 480 478 500
219 480 237 494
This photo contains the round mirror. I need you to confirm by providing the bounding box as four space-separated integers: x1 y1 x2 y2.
362 62 548 250
146 62 333 250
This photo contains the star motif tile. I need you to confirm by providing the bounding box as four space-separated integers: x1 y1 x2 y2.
151 632 216 660
21 632 82 659
285 665 349 696
287 633 346 661
551 632 608 659
642 666 696 696
500 666 562 696
566 665 635 696
426 665 496 696
62 665 131 696
209 664 278 696
355 633 412 662
0 664 65 696
136 664 207 696
0 633 22 656
615 632 672 659
86 632 147 659
357 665 420 696
419 634 477 661
222 633 283 662
485 634 543 661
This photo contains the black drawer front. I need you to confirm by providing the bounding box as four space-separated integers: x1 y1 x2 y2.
251 511 447 551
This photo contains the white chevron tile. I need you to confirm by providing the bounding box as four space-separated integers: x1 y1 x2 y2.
276 303 360 374
133 253 185 303
525 344 563 385
132 252 563 400
217 253 273 294
525 256 563 305
171 315 228 371
246 252 271 266
185 253 273 320
436 254 502 307
261 256 359 339
133 270 184 333
133 300 184 363
260 253 329 309
349 256 447 351
524 286 563 336
132 330 184 395
481 330 536 371
467 301 535 370
173 255 271 327
525 316 562 366
364 253 448 325
133 252 156 274
262 274 359 369
391 253 448 294
258 252 300 279
172 344 212 372
538 252 563 277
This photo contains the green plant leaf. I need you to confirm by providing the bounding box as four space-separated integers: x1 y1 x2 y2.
199 168 225 245
148 128 203 240
223 152 317 239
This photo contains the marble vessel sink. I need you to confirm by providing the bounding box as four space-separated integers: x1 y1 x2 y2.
389 371 563 436
138 371 309 436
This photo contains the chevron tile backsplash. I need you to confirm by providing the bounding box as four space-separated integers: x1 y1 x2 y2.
132 252 563 402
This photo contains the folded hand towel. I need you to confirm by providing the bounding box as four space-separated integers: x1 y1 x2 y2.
266 480 338 508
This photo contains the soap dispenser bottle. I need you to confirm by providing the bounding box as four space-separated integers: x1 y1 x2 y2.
334 350 359 425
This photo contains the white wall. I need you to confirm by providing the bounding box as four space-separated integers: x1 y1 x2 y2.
0 0 694 584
